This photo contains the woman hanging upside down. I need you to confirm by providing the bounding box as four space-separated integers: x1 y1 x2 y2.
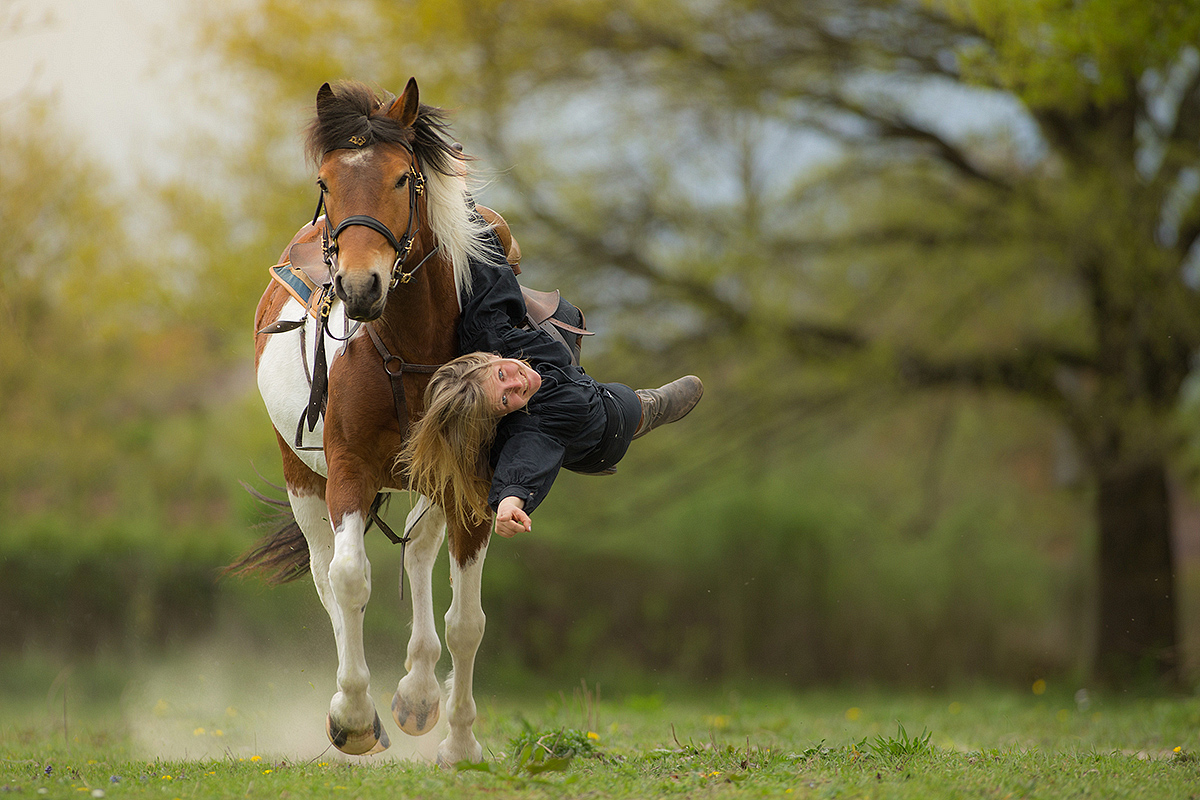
400 253 702 538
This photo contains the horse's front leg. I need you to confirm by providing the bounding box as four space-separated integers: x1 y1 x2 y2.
437 523 491 767
269 439 387 756
393 495 446 736
324 484 389 755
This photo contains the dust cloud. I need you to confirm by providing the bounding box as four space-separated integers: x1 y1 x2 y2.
121 643 445 764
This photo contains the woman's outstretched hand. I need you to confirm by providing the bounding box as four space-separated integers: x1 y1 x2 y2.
495 496 531 538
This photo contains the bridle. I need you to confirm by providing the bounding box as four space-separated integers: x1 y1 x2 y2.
312 141 439 291
300 138 446 588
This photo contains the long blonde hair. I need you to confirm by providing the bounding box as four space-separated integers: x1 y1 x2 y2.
399 352 503 529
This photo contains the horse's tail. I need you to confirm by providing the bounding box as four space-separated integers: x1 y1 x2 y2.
223 481 311 585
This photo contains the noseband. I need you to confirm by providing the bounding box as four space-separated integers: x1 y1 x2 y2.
312 143 436 290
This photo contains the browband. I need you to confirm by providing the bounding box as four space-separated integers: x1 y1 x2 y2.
324 118 415 156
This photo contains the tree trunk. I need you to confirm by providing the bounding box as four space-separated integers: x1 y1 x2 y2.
1093 458 1179 687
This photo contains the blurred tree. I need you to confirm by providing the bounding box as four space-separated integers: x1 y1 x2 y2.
478 0 1200 687
0 90 268 540
201 0 1200 686
0 9 339 655
0 101 152 516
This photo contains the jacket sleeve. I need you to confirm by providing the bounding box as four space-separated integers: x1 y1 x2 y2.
460 260 544 355
487 413 566 516
459 259 573 366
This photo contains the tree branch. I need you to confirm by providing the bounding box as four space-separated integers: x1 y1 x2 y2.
897 339 1097 399
804 88 1014 193
530 190 869 354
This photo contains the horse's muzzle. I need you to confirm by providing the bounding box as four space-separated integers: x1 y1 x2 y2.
335 269 386 321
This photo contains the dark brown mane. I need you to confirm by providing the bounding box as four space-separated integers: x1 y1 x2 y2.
304 80 466 176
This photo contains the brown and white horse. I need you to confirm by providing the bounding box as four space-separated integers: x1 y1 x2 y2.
234 79 497 765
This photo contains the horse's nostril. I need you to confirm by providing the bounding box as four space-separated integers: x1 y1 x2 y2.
334 273 347 300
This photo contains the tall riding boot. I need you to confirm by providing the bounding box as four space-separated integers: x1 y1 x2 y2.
632 376 704 439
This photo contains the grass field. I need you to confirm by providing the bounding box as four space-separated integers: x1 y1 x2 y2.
2 655 1199 799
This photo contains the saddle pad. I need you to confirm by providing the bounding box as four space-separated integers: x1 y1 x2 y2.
268 240 330 319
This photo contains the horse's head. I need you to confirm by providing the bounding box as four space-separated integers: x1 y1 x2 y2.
309 79 426 321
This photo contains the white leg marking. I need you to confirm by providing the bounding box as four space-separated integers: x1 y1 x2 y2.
393 496 446 736
438 541 488 766
293 493 385 753
327 511 376 731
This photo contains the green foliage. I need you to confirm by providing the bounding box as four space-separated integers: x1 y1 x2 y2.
935 0 1200 110
509 726 600 767
0 99 278 538
0 94 290 661
870 721 935 760
455 726 598 780
0 524 234 655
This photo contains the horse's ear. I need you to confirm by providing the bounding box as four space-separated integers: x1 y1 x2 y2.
386 77 420 128
316 82 337 121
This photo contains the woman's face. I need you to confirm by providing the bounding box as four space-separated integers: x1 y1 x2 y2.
483 357 542 415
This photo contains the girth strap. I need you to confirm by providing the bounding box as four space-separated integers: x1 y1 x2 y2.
367 499 412 599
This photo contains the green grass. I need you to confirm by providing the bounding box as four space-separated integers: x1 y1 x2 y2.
3 671 1200 799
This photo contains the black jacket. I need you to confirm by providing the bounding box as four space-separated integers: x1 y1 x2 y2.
459 259 606 514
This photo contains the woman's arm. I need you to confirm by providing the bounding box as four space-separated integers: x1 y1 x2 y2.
486 405 572 525
460 260 572 365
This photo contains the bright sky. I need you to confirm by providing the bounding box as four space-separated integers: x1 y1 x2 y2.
1 0 210 177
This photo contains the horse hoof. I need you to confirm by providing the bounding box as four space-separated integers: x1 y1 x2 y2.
327 711 390 756
392 690 440 736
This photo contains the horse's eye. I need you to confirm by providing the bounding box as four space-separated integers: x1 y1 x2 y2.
316 178 328 192
396 174 409 189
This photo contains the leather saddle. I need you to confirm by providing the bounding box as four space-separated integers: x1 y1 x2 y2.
521 288 592 366
263 206 594 364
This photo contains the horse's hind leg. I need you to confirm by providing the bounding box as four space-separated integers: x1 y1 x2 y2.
392 495 446 736
437 530 489 767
